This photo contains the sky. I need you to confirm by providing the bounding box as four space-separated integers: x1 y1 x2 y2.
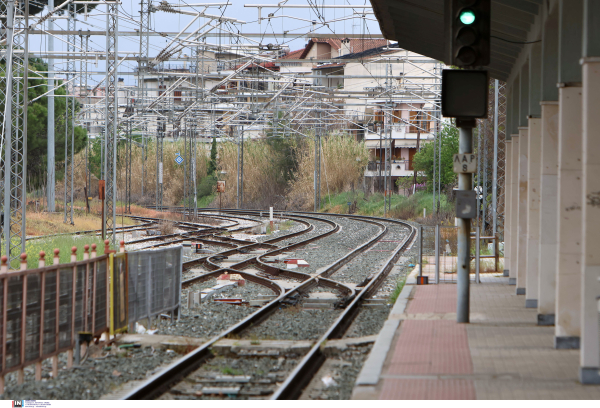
28 0 384 87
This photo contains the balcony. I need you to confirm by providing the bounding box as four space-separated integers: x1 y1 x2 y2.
365 160 415 177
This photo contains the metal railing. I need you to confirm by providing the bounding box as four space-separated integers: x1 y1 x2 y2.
0 244 109 392
418 225 502 284
0 241 183 394
127 246 183 326
366 160 413 172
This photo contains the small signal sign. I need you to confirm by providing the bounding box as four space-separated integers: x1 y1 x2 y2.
175 152 184 165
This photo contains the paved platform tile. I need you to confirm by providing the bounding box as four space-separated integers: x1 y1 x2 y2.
387 320 472 376
379 378 476 400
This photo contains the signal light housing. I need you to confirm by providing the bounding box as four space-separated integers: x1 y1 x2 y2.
449 0 490 67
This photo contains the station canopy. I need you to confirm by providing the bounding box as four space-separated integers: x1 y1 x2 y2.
368 0 542 81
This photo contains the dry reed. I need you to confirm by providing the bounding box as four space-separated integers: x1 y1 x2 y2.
158 220 176 235
217 140 285 208
55 140 210 206
286 133 369 210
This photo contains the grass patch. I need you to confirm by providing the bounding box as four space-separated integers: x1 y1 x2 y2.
390 276 407 304
221 367 244 376
320 191 454 221
320 191 405 216
21 234 107 269
197 194 216 209
279 220 294 231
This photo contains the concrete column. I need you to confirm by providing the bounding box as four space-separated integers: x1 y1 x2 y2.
509 134 519 286
537 0 559 326
525 118 541 307
554 0 583 350
579 58 600 384
579 0 600 384
537 102 559 325
516 127 528 295
504 140 512 277
555 85 582 349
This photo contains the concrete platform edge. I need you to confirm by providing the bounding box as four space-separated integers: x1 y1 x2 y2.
405 266 419 285
352 284 412 396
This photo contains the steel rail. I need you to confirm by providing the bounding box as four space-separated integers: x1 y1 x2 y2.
270 217 416 399
122 212 384 400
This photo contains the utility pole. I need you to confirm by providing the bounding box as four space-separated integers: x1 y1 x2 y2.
139 0 150 198
240 124 244 209
64 4 75 225
156 117 164 211
457 121 474 323
314 98 322 212
47 0 55 212
82 33 91 202
378 124 382 194
492 79 499 235
413 112 421 194
236 125 240 209
127 96 132 213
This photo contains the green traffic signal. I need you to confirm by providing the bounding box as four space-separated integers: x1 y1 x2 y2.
459 9 476 25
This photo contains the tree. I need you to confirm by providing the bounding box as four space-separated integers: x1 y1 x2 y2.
265 111 301 184
208 137 217 175
411 122 459 193
0 58 87 190
28 59 87 189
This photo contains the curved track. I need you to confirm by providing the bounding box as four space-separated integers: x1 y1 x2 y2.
118 209 415 400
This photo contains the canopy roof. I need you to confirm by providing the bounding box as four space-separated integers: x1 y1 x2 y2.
369 0 544 81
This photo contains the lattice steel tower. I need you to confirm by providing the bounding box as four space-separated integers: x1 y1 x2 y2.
1 0 29 264
103 1 118 243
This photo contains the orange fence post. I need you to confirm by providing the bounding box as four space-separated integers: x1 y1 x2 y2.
52 249 59 379
18 254 27 384
0 256 6 394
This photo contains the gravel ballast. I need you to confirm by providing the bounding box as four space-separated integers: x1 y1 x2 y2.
1 346 177 400
162 354 302 400
156 279 275 338
242 306 341 341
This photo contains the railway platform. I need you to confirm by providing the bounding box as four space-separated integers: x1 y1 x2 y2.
352 276 600 399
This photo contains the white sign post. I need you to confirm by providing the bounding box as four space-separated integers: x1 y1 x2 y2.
453 153 477 173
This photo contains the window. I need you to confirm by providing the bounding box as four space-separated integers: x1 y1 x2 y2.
409 111 419 133
408 148 416 170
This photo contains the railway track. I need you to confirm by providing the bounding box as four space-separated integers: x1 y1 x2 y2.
117 209 416 400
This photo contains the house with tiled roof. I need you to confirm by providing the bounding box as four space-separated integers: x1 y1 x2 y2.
276 39 442 193
276 38 389 77
312 43 441 193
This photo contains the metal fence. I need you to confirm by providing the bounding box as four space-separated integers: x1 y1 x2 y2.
418 225 502 284
0 243 183 393
127 246 183 325
0 254 109 380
